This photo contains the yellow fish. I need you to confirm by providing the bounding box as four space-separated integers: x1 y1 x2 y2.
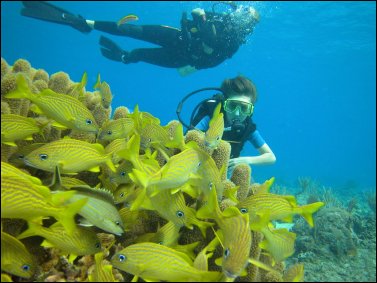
193 236 220 271
66 186 124 236
237 192 324 227
283 263 304 282
23 138 116 173
1 231 35 278
117 134 161 174
104 137 128 163
89 252 118 282
148 189 213 237
259 223 296 263
8 143 46 167
111 242 221 282
1 174 86 235
5 74 99 133
197 188 252 279
98 118 135 141
17 221 101 263
117 14 139 26
1 114 44 146
113 183 137 204
108 160 133 185
204 103 224 149
191 147 226 201
93 73 113 109
130 145 205 192
136 221 180 247
1 161 43 186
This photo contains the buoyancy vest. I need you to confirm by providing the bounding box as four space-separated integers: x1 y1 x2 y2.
191 98 256 158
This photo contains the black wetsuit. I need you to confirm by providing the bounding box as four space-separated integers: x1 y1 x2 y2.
94 12 251 69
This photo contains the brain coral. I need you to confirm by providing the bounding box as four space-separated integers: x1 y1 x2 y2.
48 71 71 94
12 58 31 74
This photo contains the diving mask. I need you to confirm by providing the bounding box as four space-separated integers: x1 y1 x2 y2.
224 99 254 116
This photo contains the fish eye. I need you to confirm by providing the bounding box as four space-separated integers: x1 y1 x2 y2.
115 221 120 226
18 154 25 159
107 130 112 135
102 98 105 101
39 154 48 160
95 242 101 249
197 162 201 167
176 210 184 218
209 182 213 190
158 241 163 245
118 254 126 262
224 248 230 258
86 119 93 125
240 208 248 214
119 192 124 198
120 171 126 177
216 136 220 140
22 264 30 271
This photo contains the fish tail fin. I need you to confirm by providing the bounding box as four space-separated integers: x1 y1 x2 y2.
4 74 32 100
196 188 220 221
298 202 324 227
129 168 149 188
117 134 141 169
105 153 116 172
57 198 88 235
17 220 43 240
129 187 147 211
93 73 101 89
195 219 214 238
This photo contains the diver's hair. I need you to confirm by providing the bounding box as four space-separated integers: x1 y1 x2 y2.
221 75 258 103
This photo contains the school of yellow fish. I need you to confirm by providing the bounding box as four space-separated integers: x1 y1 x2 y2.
1 57 325 282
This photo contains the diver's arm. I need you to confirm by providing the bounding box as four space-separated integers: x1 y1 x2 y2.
227 130 276 171
228 143 276 172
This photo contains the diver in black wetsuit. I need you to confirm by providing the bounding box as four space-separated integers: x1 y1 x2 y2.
20 2 259 75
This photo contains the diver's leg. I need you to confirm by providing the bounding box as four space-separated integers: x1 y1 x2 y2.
20 1 92 33
127 48 189 68
99 35 188 68
94 22 182 48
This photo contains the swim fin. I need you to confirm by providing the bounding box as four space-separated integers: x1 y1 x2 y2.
20 1 92 33
99 36 130 63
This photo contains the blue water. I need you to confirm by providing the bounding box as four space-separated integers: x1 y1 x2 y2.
2 1 376 190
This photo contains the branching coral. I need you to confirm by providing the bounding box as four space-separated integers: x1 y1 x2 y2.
231 163 251 201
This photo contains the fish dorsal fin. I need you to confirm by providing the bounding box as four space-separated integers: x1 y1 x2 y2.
71 185 115 204
211 227 224 250
281 195 297 206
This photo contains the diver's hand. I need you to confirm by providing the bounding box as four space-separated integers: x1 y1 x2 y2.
227 157 250 174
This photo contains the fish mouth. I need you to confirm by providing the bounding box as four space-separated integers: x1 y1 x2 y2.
204 141 215 148
223 269 238 279
23 158 36 168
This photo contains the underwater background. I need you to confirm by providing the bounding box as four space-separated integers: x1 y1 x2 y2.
1 1 376 282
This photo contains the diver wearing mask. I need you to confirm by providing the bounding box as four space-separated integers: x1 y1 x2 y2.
20 1 259 76
185 75 276 171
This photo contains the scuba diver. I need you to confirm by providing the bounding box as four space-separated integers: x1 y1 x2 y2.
177 75 276 171
20 1 259 75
